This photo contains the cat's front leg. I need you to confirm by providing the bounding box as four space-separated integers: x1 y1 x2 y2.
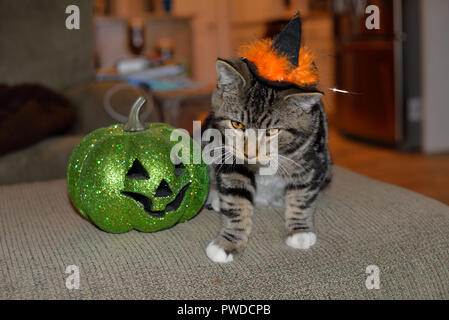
206 166 255 263
284 186 319 249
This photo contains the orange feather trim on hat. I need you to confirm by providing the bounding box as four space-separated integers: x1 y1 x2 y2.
238 39 319 87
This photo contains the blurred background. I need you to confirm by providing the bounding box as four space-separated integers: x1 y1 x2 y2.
0 0 448 204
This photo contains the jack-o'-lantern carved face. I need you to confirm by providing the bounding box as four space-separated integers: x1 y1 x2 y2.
67 98 209 233
121 158 190 218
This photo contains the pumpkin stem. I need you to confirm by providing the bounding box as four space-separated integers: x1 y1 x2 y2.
124 96 148 132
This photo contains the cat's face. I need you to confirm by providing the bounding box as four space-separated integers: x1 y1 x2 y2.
211 58 323 164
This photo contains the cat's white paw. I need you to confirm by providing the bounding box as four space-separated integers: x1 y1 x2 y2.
286 232 317 249
205 190 220 212
206 242 234 263
211 197 220 212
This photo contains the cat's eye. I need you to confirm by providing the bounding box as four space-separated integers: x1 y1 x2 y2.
231 120 244 129
266 128 280 137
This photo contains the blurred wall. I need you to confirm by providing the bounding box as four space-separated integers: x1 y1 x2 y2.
173 0 223 84
173 0 335 101
421 0 449 153
0 0 94 90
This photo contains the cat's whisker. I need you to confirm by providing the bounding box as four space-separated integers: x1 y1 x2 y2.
278 154 303 170
212 151 232 166
210 145 232 152
208 146 232 157
268 156 287 177
216 152 234 173
209 149 230 161
276 159 290 177
208 146 233 158
326 87 361 95
279 154 302 168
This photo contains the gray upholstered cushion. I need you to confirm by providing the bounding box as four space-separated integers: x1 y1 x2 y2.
0 0 94 90
0 81 161 185
0 135 83 185
1 167 448 299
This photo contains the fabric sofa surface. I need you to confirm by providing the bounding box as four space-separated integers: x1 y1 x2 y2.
1 167 448 299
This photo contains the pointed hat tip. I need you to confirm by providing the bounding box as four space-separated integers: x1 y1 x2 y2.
271 11 303 67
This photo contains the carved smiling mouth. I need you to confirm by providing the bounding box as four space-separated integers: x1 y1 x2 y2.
121 183 191 218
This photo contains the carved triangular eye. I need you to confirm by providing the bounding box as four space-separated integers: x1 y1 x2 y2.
155 179 172 197
126 159 149 180
174 162 185 177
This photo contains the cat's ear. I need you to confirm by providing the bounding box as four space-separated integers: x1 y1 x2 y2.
216 59 246 88
283 92 323 112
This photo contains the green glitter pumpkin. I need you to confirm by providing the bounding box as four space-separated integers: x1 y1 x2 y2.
67 97 209 233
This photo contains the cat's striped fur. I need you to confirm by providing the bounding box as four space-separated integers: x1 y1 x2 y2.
203 58 332 263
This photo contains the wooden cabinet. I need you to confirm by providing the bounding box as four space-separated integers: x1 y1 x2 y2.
336 40 396 143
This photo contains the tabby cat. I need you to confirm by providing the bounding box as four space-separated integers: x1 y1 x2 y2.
202 58 332 263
